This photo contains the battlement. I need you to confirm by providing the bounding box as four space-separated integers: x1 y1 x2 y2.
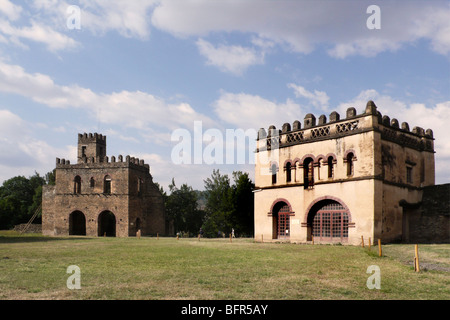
56 155 150 172
256 101 434 153
78 132 107 144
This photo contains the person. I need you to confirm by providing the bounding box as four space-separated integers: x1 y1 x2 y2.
232 228 235 238
199 228 204 238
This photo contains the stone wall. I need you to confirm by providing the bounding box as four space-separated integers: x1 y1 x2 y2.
405 184 450 243
42 133 171 238
13 224 42 233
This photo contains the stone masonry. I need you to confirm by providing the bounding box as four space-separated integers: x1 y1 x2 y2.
42 133 173 237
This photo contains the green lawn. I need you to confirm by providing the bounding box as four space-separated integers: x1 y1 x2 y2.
0 231 448 300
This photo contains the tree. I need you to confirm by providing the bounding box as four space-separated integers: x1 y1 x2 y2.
201 170 255 237
230 171 254 237
165 179 205 236
202 170 234 237
0 171 47 230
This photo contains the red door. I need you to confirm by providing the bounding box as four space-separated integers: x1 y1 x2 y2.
277 205 290 239
312 202 348 242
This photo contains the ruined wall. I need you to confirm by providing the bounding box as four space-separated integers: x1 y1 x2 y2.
372 109 435 243
404 184 450 243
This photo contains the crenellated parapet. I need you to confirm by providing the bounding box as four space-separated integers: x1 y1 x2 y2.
78 132 106 144
256 100 434 153
56 154 151 173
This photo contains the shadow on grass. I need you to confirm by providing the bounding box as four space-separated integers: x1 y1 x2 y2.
0 231 95 243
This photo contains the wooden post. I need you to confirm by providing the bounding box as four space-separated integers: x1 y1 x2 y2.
198 234 201 241
104 232 106 237
177 234 179 240
378 239 382 257
261 234 263 243
361 236 365 248
414 244 420 272
136 229 141 239
368 237 371 250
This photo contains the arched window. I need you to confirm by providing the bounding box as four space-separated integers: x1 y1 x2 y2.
285 162 292 183
74 176 81 194
346 152 354 176
327 156 334 178
303 158 314 189
90 177 95 188
104 175 111 194
271 163 277 184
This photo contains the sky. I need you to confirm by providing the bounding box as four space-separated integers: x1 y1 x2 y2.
0 0 449 191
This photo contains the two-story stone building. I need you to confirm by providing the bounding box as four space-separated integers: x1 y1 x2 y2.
42 133 172 237
254 101 448 245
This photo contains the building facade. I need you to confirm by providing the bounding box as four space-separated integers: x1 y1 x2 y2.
254 101 448 245
42 133 172 237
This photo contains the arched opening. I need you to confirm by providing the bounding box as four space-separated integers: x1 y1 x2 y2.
303 158 314 189
135 217 141 234
271 163 277 184
74 176 81 194
69 211 86 235
103 175 111 194
98 211 116 237
327 156 334 178
307 200 349 243
90 177 95 188
346 152 354 176
285 162 292 183
271 201 291 240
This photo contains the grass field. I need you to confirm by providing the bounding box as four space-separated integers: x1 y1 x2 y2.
0 231 448 300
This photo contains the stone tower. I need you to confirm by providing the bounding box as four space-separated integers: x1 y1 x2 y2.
77 133 107 164
42 133 173 237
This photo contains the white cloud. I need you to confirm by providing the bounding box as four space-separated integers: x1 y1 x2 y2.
0 19 78 51
78 0 158 39
288 83 330 111
0 0 22 21
0 109 75 184
151 0 450 58
0 60 216 131
196 39 265 75
213 91 303 130
410 5 450 56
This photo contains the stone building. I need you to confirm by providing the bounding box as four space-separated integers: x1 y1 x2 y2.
254 100 449 245
42 133 172 237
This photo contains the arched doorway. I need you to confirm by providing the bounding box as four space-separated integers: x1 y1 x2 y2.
306 199 350 243
271 200 293 240
69 211 86 235
98 211 116 237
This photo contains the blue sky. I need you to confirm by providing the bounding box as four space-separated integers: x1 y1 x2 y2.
0 0 449 190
